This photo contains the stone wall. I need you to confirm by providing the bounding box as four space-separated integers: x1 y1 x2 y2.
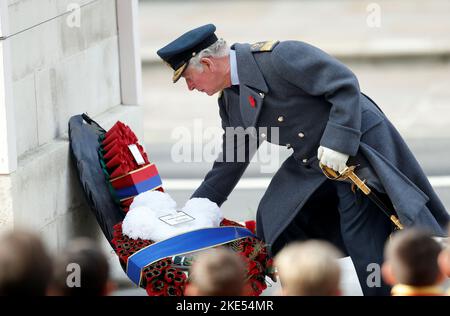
0 0 142 251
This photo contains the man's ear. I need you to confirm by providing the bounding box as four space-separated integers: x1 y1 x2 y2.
200 57 214 72
381 262 397 286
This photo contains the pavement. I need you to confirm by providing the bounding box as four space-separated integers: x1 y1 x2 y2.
109 0 450 296
140 0 450 62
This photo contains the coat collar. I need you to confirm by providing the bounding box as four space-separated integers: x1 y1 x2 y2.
233 43 268 93
231 43 269 128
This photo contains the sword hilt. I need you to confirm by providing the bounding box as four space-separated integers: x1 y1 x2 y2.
319 163 403 230
320 163 371 194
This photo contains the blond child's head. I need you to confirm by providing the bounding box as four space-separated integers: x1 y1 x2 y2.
185 247 246 296
275 240 342 296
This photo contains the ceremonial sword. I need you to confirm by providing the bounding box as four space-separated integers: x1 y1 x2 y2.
319 163 404 230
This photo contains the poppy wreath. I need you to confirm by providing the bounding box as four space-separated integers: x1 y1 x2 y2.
111 219 274 296
100 121 274 296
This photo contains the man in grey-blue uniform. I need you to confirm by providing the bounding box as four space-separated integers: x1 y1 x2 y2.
157 24 449 295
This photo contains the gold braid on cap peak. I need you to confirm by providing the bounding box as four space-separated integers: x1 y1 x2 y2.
172 63 188 83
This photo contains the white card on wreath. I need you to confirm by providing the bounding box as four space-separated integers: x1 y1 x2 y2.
128 144 146 165
159 211 195 226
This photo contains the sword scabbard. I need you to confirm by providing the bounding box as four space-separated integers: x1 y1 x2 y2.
346 172 371 195
390 215 404 230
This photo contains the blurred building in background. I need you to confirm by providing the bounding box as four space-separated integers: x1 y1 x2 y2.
0 0 142 250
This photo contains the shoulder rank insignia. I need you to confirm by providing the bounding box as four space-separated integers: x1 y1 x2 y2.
251 40 280 53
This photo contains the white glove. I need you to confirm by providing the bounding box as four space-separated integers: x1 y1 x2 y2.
317 146 349 173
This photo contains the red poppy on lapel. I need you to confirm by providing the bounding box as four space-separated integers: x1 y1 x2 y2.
248 96 256 108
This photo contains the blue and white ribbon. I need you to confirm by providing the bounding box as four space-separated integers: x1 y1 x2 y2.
126 226 256 285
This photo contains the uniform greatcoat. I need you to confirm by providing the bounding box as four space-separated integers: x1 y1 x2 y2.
191 41 449 255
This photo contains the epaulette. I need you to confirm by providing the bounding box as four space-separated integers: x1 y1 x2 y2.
250 40 280 53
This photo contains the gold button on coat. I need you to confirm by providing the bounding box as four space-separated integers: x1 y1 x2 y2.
277 116 284 123
298 132 305 138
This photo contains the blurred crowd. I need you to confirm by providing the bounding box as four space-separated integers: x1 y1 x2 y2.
0 232 115 296
0 225 448 296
